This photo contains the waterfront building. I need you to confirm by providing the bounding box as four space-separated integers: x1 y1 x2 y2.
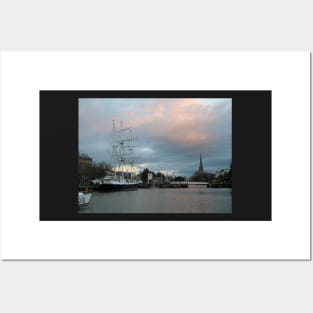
79 153 93 166
147 172 154 183
215 169 229 178
79 153 93 185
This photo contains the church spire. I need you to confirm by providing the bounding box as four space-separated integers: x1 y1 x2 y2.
199 153 204 173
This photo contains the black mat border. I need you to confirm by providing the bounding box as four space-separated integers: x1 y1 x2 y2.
40 91 271 221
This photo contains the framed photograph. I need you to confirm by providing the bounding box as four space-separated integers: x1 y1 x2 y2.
1 52 310 260
40 90 271 221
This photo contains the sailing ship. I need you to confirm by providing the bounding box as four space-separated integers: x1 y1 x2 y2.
92 120 141 191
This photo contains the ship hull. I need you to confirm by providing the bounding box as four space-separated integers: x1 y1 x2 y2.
98 183 139 192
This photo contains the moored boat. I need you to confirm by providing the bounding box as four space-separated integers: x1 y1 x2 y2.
78 191 92 207
92 120 141 192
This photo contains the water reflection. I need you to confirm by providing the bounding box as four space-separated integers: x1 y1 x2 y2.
80 188 232 214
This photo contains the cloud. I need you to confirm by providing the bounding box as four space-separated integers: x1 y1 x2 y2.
79 98 232 176
129 99 226 148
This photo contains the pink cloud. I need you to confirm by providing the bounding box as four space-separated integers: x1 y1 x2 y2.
80 98 229 150
126 99 220 148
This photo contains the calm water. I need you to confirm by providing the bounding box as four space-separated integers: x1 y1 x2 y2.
80 187 232 214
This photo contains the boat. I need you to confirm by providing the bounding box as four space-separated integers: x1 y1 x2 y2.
78 191 92 207
92 120 141 191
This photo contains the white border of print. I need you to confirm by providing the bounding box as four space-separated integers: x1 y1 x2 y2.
0 52 310 260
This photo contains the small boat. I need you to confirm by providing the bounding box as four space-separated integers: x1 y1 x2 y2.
78 191 92 207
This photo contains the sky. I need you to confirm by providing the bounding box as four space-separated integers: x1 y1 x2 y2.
79 98 232 177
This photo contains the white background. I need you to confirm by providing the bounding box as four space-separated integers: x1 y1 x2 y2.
0 1 312 313
1 51 310 260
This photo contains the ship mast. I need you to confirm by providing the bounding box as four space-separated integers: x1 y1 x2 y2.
111 120 136 180
112 120 118 175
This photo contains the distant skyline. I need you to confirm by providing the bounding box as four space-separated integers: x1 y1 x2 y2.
79 98 232 177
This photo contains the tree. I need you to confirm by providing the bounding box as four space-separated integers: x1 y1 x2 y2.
79 160 112 181
140 168 155 184
155 172 165 178
190 170 209 182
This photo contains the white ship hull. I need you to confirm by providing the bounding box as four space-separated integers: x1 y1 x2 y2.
78 192 92 206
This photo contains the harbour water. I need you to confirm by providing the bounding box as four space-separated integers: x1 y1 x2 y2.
79 187 232 214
